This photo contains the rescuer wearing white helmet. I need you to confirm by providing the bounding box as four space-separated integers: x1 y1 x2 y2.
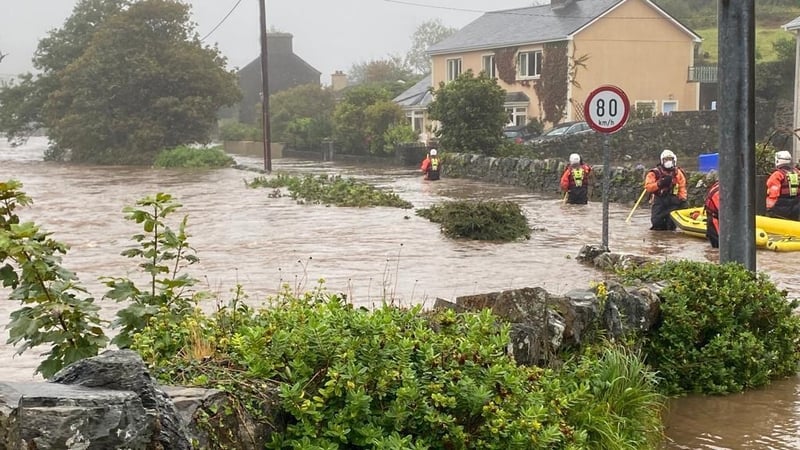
560 153 592 204
766 150 800 220
644 149 688 230
420 148 441 181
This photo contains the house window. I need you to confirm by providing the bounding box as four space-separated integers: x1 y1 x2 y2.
662 100 678 115
406 110 424 132
517 51 542 78
482 55 496 78
634 101 656 118
446 58 462 81
505 107 528 126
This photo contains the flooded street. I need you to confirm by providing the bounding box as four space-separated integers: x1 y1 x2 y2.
1 137 799 449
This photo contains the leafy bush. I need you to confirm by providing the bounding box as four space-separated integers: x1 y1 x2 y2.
383 123 419 153
102 193 207 348
417 200 531 241
153 145 234 168
134 289 663 449
247 174 413 208
219 122 262 141
0 180 108 377
619 260 800 395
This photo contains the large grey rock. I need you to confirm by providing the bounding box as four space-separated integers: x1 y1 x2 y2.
51 349 191 450
603 281 662 340
0 381 151 449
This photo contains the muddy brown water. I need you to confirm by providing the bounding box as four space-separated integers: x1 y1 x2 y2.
2 138 799 449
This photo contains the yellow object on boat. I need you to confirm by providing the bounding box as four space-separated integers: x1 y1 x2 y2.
669 207 799 249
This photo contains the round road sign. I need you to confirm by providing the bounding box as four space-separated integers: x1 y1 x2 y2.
583 85 630 134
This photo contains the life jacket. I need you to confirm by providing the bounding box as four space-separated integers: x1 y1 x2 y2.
778 168 800 197
651 166 683 196
430 157 440 172
427 156 440 180
704 181 720 218
571 167 586 187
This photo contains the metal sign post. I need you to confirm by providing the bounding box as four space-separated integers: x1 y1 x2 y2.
583 85 631 250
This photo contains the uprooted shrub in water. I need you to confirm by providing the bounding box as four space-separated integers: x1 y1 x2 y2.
247 173 413 208
618 260 800 395
133 287 664 449
416 200 531 241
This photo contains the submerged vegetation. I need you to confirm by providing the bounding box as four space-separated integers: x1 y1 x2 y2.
247 173 413 208
153 145 235 168
417 200 532 241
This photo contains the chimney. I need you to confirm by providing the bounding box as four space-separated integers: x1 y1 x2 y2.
550 0 576 11
267 32 293 55
331 70 348 92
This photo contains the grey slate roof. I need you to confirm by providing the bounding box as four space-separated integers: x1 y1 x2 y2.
393 74 433 108
784 16 800 31
427 0 698 55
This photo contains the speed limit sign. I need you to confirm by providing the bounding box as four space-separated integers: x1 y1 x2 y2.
583 85 630 134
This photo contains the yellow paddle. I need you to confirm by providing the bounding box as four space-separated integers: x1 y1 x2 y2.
626 189 648 223
562 191 568 204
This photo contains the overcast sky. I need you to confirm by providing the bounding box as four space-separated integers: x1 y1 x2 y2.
0 0 538 84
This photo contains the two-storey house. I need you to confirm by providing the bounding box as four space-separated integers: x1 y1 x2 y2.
402 0 701 135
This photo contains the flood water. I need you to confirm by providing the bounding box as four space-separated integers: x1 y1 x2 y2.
2 137 799 449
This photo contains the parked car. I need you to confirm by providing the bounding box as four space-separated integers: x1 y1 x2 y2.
503 125 538 144
527 121 593 144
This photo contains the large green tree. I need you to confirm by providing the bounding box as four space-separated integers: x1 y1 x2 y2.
427 71 507 155
269 83 335 149
332 85 404 155
0 0 240 164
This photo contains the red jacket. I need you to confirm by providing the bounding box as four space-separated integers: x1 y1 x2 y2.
766 166 800 209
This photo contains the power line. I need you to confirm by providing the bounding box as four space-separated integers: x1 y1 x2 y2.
201 0 244 42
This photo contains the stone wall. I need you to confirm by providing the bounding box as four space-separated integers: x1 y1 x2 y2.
443 152 715 206
519 111 719 171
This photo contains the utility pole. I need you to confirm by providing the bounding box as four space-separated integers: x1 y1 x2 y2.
258 0 272 172
718 0 756 270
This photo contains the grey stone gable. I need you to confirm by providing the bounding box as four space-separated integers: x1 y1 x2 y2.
427 0 622 54
393 74 433 108
784 16 800 31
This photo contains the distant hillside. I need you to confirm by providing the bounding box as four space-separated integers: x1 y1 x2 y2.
653 0 800 63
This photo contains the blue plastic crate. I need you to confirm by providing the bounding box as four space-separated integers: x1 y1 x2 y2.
698 152 719 173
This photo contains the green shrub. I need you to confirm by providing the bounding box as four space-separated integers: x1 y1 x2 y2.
219 122 262 141
153 146 234 168
417 200 531 241
619 260 800 395
247 173 413 208
133 289 663 449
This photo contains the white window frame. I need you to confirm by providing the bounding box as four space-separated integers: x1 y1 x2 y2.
517 50 542 79
635 100 657 117
662 100 678 115
406 110 424 132
446 58 462 82
504 106 528 127
482 54 496 79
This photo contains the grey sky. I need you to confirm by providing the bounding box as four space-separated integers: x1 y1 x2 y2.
0 0 535 84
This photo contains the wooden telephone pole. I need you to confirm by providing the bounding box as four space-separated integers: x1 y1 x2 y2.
258 0 272 172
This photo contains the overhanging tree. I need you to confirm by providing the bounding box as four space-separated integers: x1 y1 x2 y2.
0 0 240 164
405 19 457 75
427 70 507 155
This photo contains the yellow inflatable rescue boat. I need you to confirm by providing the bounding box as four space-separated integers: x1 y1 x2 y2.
669 207 800 251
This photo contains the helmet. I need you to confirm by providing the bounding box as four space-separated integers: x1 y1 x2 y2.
429 149 438 156
569 153 581 165
775 150 792 167
660 149 677 169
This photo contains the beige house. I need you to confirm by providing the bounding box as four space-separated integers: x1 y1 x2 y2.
783 15 800 162
409 0 701 132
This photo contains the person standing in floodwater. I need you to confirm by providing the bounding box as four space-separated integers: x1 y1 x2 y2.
560 153 592 204
644 149 687 230
421 148 441 181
